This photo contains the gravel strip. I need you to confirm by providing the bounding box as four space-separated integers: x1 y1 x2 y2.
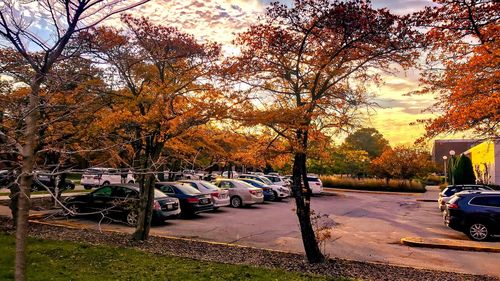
0 217 496 281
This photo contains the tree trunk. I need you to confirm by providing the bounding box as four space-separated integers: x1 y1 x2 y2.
132 173 155 240
292 152 324 263
15 78 41 281
132 141 164 241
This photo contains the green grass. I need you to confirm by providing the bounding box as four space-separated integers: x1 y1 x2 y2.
0 189 91 196
0 234 344 281
320 176 426 193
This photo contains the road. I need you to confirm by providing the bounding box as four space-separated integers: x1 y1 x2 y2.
45 186 500 278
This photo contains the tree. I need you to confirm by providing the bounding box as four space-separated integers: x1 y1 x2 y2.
84 16 223 240
343 128 389 158
452 155 476 185
414 0 499 138
0 1 147 279
229 0 420 263
371 145 436 182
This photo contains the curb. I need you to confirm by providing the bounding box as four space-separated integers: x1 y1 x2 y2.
401 237 500 253
323 188 423 196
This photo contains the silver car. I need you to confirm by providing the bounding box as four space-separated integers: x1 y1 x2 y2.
238 174 290 199
179 180 230 209
215 179 264 208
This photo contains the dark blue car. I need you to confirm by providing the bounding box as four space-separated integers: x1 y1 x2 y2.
155 182 214 216
445 191 500 241
239 178 275 201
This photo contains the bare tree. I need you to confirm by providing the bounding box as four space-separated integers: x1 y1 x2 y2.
0 1 148 280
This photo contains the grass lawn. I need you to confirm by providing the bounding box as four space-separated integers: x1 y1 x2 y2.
0 189 91 197
0 234 345 281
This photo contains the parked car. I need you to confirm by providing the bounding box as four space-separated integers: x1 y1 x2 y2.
155 182 214 216
31 171 75 192
444 191 500 241
238 174 290 199
239 178 275 201
264 174 289 187
80 168 135 190
221 171 239 178
438 184 493 211
63 184 180 225
0 169 16 188
178 180 230 209
214 179 264 208
306 175 323 195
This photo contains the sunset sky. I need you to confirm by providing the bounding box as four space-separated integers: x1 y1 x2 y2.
119 0 442 146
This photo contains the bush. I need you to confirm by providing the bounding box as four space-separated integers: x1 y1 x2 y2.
320 176 425 193
424 174 443 185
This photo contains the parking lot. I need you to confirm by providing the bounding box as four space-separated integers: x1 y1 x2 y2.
43 186 499 278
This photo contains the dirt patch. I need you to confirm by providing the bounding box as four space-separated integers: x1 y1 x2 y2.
0 216 495 281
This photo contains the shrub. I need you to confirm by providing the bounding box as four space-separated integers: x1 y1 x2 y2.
320 176 425 192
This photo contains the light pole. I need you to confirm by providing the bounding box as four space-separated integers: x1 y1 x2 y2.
449 150 456 185
443 155 448 184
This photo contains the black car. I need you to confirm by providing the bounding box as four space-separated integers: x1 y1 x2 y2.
64 184 180 226
155 182 213 216
31 173 75 192
444 191 500 241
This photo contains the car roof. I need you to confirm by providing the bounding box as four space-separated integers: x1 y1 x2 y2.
456 190 500 196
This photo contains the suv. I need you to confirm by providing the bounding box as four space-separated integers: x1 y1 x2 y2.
80 168 135 190
444 191 500 241
438 184 493 211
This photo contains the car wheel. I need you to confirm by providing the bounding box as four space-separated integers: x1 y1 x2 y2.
230 196 242 208
31 184 39 192
102 181 110 186
468 223 489 241
128 180 134 184
272 191 279 201
83 185 92 190
66 204 79 217
126 210 139 226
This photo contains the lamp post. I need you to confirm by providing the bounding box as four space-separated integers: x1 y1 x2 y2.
449 150 456 185
443 155 448 184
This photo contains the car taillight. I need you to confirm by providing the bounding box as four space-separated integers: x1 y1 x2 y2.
187 197 199 203
249 190 257 195
448 203 459 209
153 200 161 210
211 192 219 198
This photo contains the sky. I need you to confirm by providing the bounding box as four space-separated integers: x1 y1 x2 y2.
119 0 440 146
1 0 442 147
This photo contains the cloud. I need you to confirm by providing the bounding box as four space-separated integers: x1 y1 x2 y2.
113 0 266 44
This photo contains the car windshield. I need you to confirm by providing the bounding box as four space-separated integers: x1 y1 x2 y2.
199 181 219 191
154 189 167 198
175 184 201 195
128 186 166 198
259 177 273 185
242 179 264 188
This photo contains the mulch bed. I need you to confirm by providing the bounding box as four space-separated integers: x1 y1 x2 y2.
0 216 496 281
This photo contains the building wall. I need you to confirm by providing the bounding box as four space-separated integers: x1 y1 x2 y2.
465 140 499 185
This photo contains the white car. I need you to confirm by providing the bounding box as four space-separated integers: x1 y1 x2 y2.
221 171 239 178
80 168 135 190
306 175 323 195
238 174 290 199
264 174 289 187
179 180 230 209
